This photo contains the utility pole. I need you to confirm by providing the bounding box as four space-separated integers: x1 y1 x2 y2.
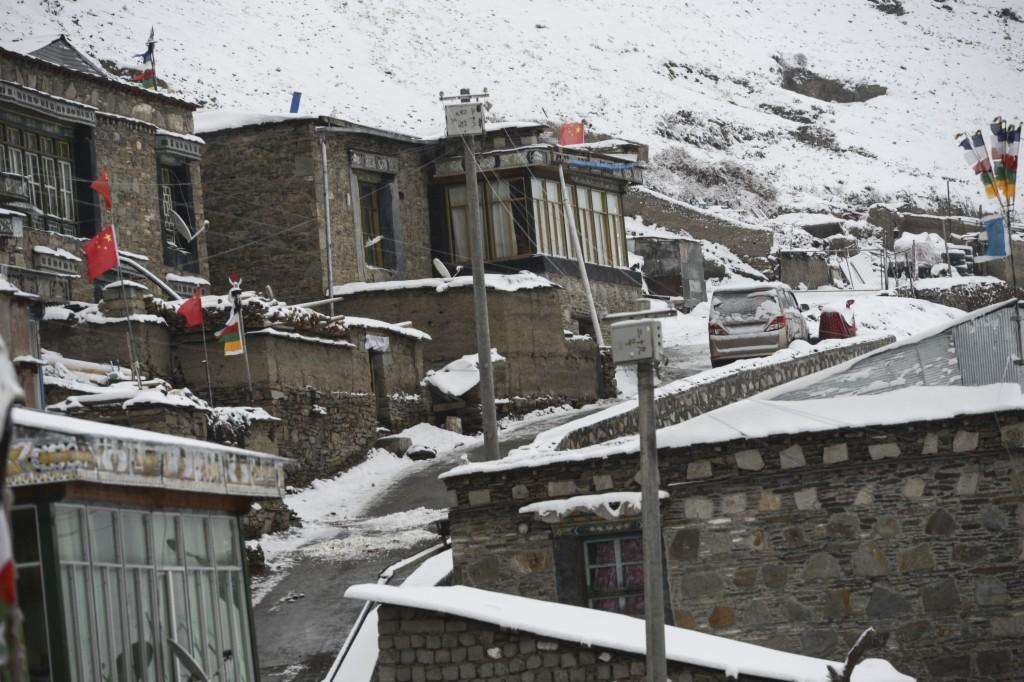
557 164 605 346
319 134 336 317
609 318 665 682
441 88 499 460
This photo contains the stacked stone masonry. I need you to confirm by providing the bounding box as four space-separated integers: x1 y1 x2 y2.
444 410 1024 680
559 336 894 450
376 605 780 682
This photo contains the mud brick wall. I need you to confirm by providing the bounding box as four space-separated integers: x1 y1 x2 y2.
41 318 173 379
375 604 763 682
337 286 604 403
558 336 893 450
543 271 641 339
624 188 773 270
778 250 831 290
443 410 1024 681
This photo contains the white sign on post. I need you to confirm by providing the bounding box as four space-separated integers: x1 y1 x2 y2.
445 103 485 137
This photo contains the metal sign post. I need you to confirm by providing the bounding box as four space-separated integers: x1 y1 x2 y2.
441 88 500 461
610 319 666 682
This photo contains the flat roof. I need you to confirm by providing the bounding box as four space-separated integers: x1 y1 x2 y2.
9 407 286 497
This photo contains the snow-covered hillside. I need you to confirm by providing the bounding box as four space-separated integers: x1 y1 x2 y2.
6 0 1022 215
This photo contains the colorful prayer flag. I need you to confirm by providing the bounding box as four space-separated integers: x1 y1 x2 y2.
990 118 1008 198
82 225 120 281
1006 122 1020 202
132 28 157 90
176 288 205 329
957 132 998 200
215 304 244 356
559 122 585 146
90 167 112 210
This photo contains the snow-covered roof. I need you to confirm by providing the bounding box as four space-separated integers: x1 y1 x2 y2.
9 406 286 497
910 275 1003 292
28 35 111 80
103 279 149 291
422 350 504 399
624 215 693 242
331 272 557 297
194 110 317 134
0 207 26 218
342 316 431 341
247 327 356 348
344 585 912 682
32 245 81 262
166 273 211 286
44 303 166 326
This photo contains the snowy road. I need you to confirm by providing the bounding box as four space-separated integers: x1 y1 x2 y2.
254 405 610 682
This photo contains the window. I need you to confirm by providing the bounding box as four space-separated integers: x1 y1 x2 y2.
42 157 59 218
359 180 396 269
1 124 79 232
159 164 199 272
52 505 255 682
13 506 51 681
527 178 626 268
584 535 644 616
444 178 531 264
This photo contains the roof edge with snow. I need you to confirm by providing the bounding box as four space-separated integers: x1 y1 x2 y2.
344 584 912 682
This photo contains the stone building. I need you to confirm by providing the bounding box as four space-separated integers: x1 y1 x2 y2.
0 36 209 302
200 116 646 335
439 301 1024 680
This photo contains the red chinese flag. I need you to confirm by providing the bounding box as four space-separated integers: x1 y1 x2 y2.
83 225 120 281
90 167 112 210
177 287 205 329
559 122 585 146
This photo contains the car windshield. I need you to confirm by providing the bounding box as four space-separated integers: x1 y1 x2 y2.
712 291 779 324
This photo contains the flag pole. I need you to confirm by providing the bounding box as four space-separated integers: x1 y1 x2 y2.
231 282 255 402
198 290 215 407
148 27 158 92
112 226 143 389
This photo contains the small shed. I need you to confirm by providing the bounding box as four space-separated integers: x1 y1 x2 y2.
625 219 705 310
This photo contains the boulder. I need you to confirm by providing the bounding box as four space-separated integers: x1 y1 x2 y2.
374 435 412 456
406 445 438 461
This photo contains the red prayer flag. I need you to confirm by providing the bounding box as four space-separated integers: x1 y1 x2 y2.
83 225 120 281
559 122 585 146
90 167 112 210
177 287 205 329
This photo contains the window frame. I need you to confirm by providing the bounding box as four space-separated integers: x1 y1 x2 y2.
582 534 645 616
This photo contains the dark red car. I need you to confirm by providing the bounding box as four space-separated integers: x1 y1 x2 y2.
819 300 857 340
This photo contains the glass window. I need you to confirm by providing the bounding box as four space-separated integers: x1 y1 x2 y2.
58 160 74 221
122 510 151 566
13 507 51 680
42 156 58 217
159 163 200 271
359 180 396 269
584 535 644 616
55 506 86 562
89 509 118 564
155 514 182 567
211 517 238 566
183 516 211 567
446 185 471 263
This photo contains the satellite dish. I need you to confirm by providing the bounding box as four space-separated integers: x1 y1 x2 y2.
167 640 210 681
170 212 208 244
432 258 452 279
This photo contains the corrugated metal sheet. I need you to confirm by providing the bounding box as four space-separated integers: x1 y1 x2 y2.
952 303 1024 387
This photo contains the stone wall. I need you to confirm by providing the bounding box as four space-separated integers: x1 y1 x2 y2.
55 403 209 440
202 121 431 305
558 336 893 450
375 604 759 682
897 279 1014 312
443 410 1024 680
0 52 209 302
0 48 196 133
624 189 773 271
202 121 322 304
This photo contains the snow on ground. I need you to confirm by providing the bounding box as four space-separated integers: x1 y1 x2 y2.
801 292 963 339
344 584 914 682
6 1 1020 213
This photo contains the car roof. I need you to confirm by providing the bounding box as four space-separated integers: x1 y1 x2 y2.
711 282 791 295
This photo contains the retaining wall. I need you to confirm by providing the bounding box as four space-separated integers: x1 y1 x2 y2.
558 336 894 450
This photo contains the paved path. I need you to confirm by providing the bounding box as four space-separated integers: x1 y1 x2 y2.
254 405 616 682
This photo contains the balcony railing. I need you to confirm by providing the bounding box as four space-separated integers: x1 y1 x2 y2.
0 173 29 204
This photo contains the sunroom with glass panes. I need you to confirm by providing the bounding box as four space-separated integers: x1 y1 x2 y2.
8 407 285 682
436 175 629 270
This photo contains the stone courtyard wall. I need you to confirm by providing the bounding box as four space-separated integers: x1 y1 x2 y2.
443 410 1024 680
558 336 893 450
375 604 775 682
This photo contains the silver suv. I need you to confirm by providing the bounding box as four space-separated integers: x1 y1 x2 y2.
708 283 810 367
